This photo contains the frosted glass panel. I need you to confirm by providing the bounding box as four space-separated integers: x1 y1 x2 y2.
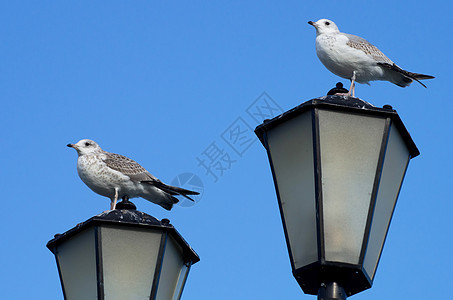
267 111 318 269
318 110 386 264
363 124 410 280
101 226 162 300
156 236 185 300
56 227 97 300
173 263 190 300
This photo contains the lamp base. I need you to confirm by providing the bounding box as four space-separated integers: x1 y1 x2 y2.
318 282 347 300
115 195 137 210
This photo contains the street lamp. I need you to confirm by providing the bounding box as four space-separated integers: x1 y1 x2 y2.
255 96 419 299
47 199 199 300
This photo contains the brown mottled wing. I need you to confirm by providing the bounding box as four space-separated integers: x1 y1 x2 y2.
344 33 394 64
103 152 158 182
104 152 199 202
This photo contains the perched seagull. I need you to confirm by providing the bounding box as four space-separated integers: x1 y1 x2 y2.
67 139 199 210
308 19 434 97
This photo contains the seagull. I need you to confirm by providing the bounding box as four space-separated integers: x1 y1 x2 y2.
308 19 434 97
67 139 199 210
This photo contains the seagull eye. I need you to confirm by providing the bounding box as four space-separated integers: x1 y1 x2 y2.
325 21 330 26
85 142 91 147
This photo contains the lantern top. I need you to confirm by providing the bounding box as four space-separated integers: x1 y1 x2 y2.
46 204 200 265
255 95 420 158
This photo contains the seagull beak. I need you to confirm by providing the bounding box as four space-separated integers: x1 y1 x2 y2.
308 21 316 27
67 143 75 148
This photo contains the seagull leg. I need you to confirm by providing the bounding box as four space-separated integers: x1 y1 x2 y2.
348 71 357 97
111 188 119 210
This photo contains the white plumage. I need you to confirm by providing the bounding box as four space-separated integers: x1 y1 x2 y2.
68 139 199 210
308 19 434 96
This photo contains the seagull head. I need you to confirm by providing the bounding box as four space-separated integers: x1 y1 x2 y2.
308 19 340 35
67 139 103 156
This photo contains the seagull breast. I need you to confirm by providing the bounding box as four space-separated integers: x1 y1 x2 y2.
76 153 130 199
315 33 388 84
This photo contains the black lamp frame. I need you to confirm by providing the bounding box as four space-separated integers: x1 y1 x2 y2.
47 206 199 300
255 96 419 297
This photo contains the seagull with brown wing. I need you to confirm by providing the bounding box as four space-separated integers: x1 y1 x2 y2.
67 139 199 210
308 19 434 97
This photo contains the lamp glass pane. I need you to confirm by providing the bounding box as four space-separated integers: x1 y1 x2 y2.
318 110 386 264
363 124 410 280
173 263 190 300
56 227 97 299
100 225 162 300
156 236 186 300
266 111 318 269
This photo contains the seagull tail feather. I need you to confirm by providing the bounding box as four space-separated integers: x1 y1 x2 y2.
165 185 199 202
160 199 175 210
142 180 199 202
377 62 435 88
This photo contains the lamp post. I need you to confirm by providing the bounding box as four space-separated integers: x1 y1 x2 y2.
47 199 199 300
255 95 419 299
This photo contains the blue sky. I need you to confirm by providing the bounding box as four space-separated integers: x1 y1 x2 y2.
1 1 451 299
